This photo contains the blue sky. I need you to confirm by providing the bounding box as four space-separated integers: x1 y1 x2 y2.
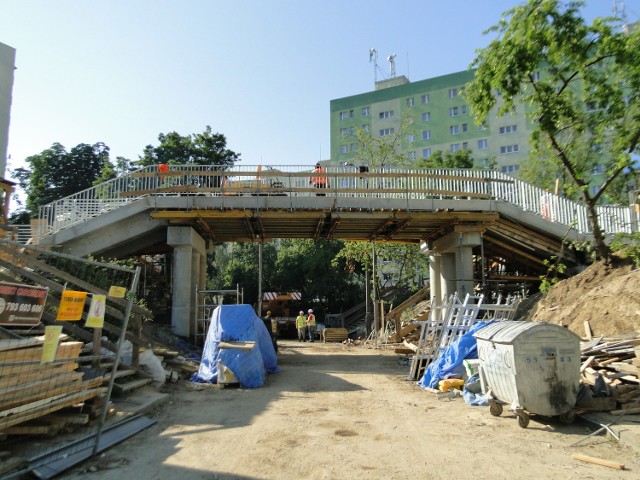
0 0 633 179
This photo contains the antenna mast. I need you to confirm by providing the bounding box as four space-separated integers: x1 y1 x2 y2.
369 48 378 83
387 54 396 78
613 0 629 30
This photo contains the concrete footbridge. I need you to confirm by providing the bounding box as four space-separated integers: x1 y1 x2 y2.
32 164 638 337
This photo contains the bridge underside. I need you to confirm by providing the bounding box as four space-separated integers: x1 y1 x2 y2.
147 207 575 276
40 195 587 337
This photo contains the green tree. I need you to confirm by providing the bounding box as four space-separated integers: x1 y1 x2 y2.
416 149 475 169
211 239 363 315
13 142 111 217
138 126 240 168
465 0 640 261
354 113 414 168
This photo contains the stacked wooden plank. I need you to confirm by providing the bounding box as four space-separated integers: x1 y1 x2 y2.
322 328 349 343
0 338 107 433
578 336 640 414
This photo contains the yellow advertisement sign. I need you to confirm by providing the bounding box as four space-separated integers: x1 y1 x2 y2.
108 286 127 298
85 294 106 328
41 325 63 363
56 290 87 321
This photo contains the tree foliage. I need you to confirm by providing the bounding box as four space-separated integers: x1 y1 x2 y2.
209 239 364 316
137 125 240 168
416 149 475 169
354 113 414 168
465 0 640 261
13 142 111 217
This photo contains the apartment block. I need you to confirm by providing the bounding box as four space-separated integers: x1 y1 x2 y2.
330 70 533 175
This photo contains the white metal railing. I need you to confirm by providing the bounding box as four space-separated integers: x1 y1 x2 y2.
36 164 639 237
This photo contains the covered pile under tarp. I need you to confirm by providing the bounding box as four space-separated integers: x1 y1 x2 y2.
193 304 280 388
417 321 491 390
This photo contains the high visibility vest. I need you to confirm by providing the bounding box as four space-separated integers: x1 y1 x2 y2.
311 167 327 186
307 314 316 327
296 315 306 328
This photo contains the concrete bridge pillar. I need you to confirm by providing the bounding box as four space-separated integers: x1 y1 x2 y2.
167 226 207 337
427 226 485 303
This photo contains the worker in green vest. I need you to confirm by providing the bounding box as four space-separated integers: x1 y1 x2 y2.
296 310 307 342
306 309 316 342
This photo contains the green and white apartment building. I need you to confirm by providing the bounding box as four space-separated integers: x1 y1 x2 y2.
330 70 533 176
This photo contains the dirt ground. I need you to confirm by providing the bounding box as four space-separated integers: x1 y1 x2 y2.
59 339 640 480
529 255 640 338
52 256 640 479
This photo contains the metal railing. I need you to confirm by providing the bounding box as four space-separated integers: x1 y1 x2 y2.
35 164 639 237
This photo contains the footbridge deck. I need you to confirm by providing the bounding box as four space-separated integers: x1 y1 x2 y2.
28 165 638 337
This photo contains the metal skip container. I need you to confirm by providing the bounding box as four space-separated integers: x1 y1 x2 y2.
474 321 580 428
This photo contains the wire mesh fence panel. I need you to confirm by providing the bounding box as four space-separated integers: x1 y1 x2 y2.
0 238 145 479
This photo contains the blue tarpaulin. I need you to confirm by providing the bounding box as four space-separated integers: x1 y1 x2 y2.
192 304 280 388
417 321 491 390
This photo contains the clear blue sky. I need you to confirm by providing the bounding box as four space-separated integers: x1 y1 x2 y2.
1 0 634 178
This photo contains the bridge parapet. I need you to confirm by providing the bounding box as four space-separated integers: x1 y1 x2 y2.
37 165 638 237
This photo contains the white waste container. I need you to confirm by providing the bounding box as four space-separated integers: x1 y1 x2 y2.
474 321 580 428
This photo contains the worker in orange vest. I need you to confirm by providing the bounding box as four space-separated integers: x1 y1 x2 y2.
306 309 316 342
310 163 328 196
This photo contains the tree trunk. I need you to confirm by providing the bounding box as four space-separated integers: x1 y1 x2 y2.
585 199 610 263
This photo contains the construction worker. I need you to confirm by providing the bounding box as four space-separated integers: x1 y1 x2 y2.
310 163 328 196
306 309 316 342
296 310 307 342
263 310 278 353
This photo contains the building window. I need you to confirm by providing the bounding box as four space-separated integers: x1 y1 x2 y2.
422 148 432 158
592 164 605 174
379 128 395 136
349 143 356 151
532 71 541 81
407 134 416 142
479 122 488 131
406 97 415 107
462 123 468 133
349 127 355 135
500 165 520 173
461 105 467 115
462 142 469 149
361 107 370 116
450 125 460 135
340 145 348 154
421 94 430 104
421 112 431 122
340 112 348 120
448 88 459 98
500 144 520 154
349 110 354 118
450 143 461 152
379 110 394 119
422 130 431 140
449 106 459 116
477 139 488 150
340 128 348 136
361 124 369 133
499 125 518 134
407 151 416 160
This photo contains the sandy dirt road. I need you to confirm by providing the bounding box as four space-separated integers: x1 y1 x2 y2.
63 340 639 480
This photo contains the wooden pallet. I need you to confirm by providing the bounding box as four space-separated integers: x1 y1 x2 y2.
322 328 348 343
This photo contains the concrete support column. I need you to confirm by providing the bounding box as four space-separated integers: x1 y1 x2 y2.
167 227 206 338
428 254 441 304
455 245 475 298
440 253 456 301
430 226 485 302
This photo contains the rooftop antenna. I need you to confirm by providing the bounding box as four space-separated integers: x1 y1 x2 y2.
387 53 396 78
369 48 378 83
613 0 629 31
